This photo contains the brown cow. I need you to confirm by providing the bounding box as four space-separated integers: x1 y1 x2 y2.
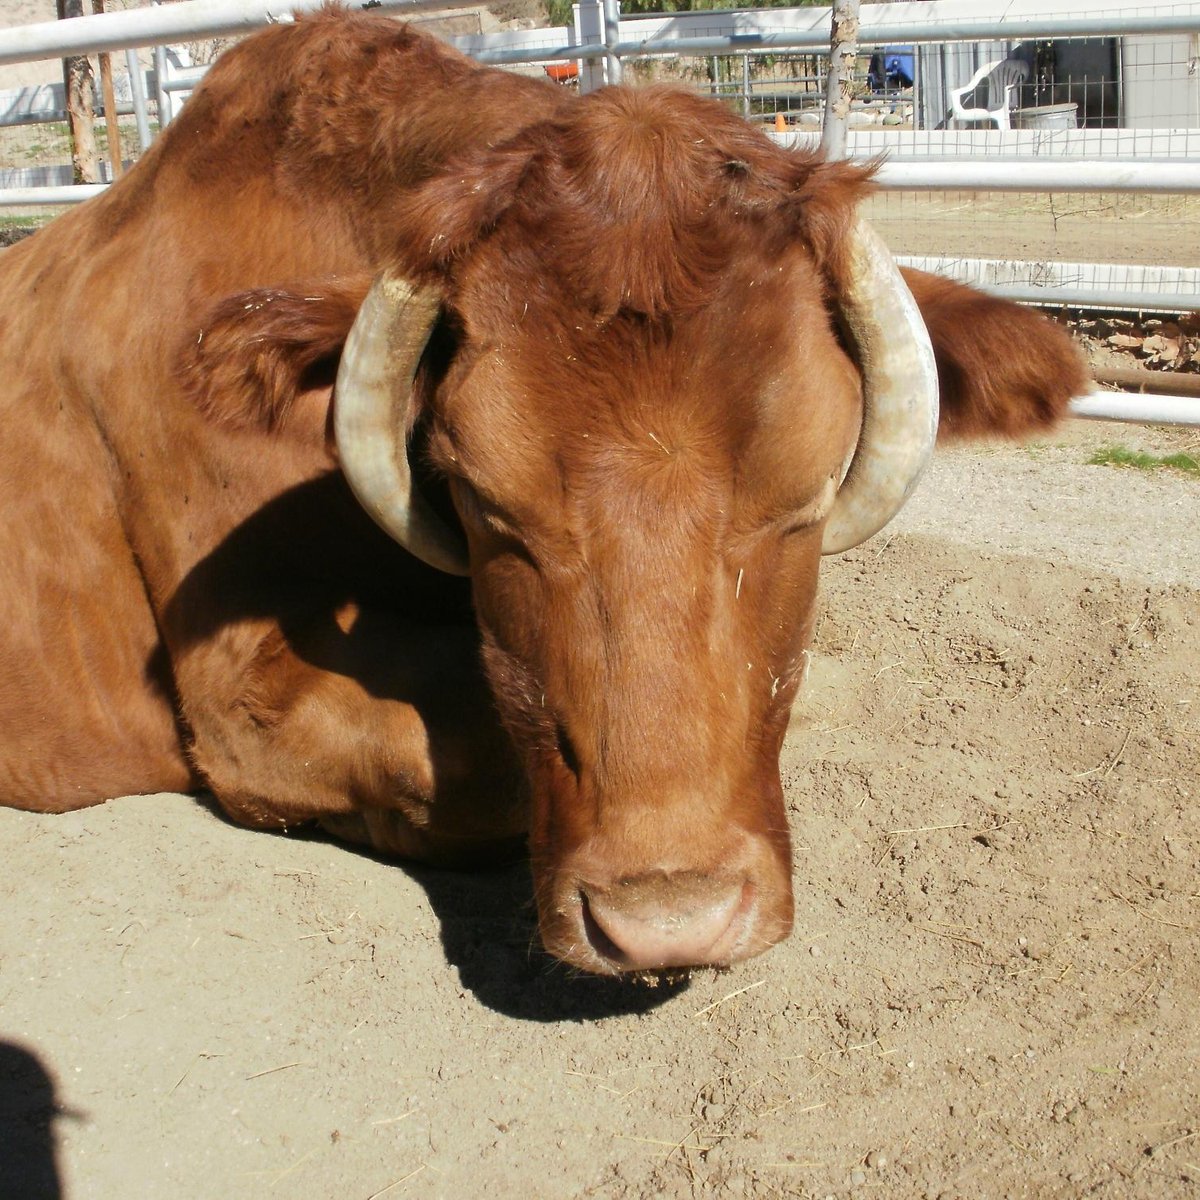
0 9 1087 974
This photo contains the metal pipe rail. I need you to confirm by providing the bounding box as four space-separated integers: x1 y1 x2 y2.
873 160 1200 195
470 1 1200 69
983 286 1199 314
0 185 105 205
592 17 1200 64
0 0 480 66
4 0 1197 71
1069 389 1200 426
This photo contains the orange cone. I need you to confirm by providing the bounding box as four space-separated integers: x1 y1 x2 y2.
774 112 786 132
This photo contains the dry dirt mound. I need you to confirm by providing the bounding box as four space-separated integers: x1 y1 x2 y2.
1 422 1197 1199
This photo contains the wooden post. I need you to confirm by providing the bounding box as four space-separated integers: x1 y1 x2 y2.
821 0 861 160
56 0 99 184
92 0 122 179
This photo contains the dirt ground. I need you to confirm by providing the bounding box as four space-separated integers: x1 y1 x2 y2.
1 416 1196 1200
1 11 1197 1192
861 191 1200 271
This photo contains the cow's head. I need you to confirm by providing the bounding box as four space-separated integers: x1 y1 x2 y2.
334 89 938 975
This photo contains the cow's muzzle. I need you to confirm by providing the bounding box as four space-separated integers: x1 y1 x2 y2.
541 831 793 975
582 873 754 970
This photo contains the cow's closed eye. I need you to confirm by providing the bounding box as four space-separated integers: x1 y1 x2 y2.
447 477 527 547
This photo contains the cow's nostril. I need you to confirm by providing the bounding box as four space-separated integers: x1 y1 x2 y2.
580 876 751 971
579 894 625 962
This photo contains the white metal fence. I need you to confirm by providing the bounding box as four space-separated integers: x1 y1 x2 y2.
0 0 1197 423
466 0 1200 317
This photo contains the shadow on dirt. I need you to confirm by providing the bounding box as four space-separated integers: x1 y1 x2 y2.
200 796 691 1022
0 1039 77 1200
198 796 690 1022
408 859 691 1023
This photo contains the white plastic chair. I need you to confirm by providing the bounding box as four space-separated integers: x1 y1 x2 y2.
948 58 1030 130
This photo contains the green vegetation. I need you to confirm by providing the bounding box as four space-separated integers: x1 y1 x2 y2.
1087 444 1200 477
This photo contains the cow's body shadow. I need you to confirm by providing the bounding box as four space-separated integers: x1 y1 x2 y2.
197 797 687 1020
159 478 687 1019
406 856 691 1021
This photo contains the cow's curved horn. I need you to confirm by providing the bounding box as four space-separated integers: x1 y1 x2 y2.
334 274 471 576
821 220 939 555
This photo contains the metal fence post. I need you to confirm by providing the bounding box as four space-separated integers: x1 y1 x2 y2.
602 0 622 86
153 40 170 126
124 48 152 150
821 0 860 158
575 0 620 92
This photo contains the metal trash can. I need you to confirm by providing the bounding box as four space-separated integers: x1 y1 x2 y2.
1012 102 1079 130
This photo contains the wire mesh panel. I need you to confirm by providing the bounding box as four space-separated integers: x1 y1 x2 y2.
863 191 1200 272
858 30 1200 302
623 51 832 123
1 0 1197 308
614 11 1199 309
0 0 163 199
0 111 147 183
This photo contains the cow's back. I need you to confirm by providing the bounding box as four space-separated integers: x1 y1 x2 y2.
0 221 195 807
0 11 567 811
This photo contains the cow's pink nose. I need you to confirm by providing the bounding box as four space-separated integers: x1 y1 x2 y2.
580 874 751 970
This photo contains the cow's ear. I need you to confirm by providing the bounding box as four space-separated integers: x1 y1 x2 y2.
784 155 878 286
182 277 371 435
901 268 1090 441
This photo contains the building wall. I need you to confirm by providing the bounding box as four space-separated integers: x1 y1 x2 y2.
1122 33 1200 128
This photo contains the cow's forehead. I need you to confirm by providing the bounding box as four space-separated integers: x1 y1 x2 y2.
429 266 861 538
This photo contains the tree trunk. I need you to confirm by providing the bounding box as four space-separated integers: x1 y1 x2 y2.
93 0 122 180
57 0 99 184
821 0 861 160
